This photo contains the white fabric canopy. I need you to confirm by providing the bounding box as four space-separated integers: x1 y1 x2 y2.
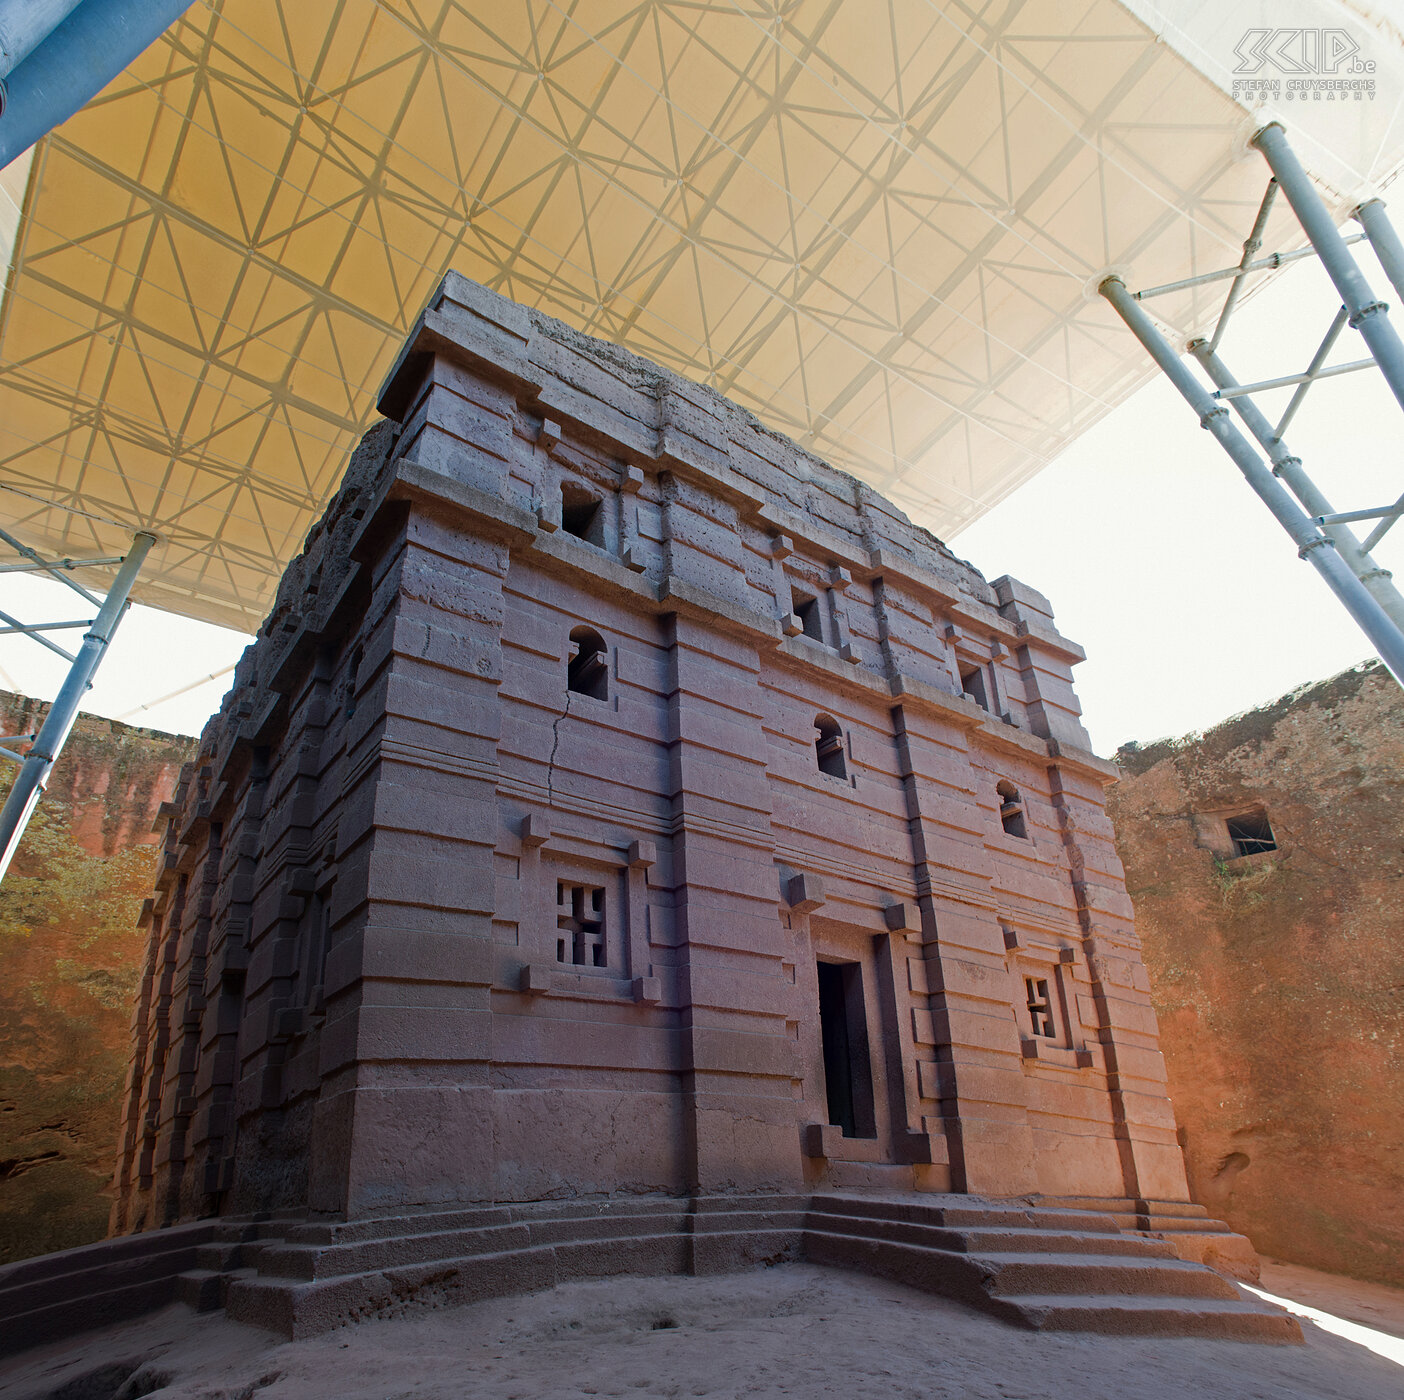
0 0 1398 632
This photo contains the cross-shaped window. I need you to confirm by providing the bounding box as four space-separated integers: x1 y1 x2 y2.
1025 976 1055 1039
557 881 606 967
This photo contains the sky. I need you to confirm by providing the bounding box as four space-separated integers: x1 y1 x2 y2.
0 248 1398 756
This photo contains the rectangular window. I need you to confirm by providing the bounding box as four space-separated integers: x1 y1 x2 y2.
960 664 989 711
560 483 606 546
557 881 606 967
300 888 332 1011
816 960 876 1138
793 592 825 643
1226 809 1276 857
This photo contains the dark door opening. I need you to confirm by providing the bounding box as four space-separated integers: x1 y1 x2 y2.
817 960 876 1139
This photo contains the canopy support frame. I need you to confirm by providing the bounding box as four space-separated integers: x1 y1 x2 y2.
0 528 156 884
1100 124 1404 689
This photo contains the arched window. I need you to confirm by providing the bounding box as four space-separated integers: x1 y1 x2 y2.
997 780 1027 839
814 714 847 779
567 626 609 700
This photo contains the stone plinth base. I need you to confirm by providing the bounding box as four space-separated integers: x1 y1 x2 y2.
0 1193 1298 1357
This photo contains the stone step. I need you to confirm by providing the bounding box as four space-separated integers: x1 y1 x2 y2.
256 1208 693 1282
691 1194 809 1216
688 1208 809 1236
1141 1215 1235 1234
804 1226 1220 1303
226 1232 694 1339
808 1210 1175 1260
175 1268 224 1313
236 1238 287 1270
1032 1196 1216 1222
527 1209 689 1248
960 1228 1175 1260
279 1195 691 1248
281 1206 515 1247
0 1221 214 1298
808 1194 1123 1235
194 1241 245 1272
802 1221 1293 1342
1136 1199 1215 1220
211 1217 301 1243
0 1236 205 1318
992 1293 1302 1342
969 1252 1241 1301
0 1274 191 1358
255 1224 530 1281
943 1207 1124 1234
0 1193 1285 1358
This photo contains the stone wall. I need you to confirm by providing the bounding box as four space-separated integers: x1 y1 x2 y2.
0 693 193 1263
1108 661 1404 1287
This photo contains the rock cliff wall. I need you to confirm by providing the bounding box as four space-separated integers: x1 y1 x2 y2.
0 693 194 1263
1108 662 1403 1287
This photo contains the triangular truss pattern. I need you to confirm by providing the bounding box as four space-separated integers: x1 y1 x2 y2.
0 0 1314 632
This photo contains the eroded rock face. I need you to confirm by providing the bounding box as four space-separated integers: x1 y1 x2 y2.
0 693 194 1263
1108 662 1404 1287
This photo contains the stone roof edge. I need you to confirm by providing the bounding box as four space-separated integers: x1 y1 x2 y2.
376 273 1089 665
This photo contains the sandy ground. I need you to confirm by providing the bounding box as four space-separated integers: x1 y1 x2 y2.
1259 1261 1404 1338
3 1262 1402 1400
1249 1259 1404 1370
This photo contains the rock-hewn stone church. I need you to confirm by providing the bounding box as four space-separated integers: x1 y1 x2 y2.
90 275 1292 1343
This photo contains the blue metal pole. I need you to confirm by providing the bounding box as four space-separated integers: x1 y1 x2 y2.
1253 123 1404 423
0 0 194 169
0 531 155 883
0 1 86 83
1190 340 1404 633
1356 199 1404 310
1100 276 1404 687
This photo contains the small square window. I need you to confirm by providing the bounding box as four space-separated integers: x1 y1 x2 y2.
1226 809 1276 857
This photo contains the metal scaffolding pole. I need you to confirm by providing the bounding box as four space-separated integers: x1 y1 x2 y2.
1189 341 1404 632
0 0 197 169
1253 123 1404 422
1133 235 1369 301
1356 199 1404 308
1099 277 1404 685
0 530 156 883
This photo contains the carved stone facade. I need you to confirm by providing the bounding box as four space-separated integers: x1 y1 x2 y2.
112 274 1190 1235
